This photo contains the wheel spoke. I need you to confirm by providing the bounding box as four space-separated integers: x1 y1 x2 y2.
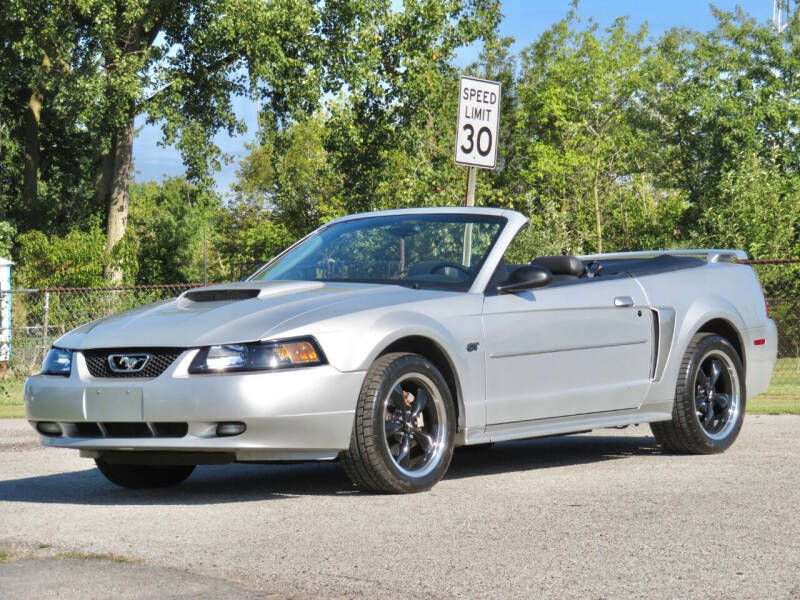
695 392 706 410
697 367 709 387
411 387 428 418
715 393 731 411
709 360 722 388
414 430 435 452
703 402 715 427
396 434 411 467
389 385 406 409
385 421 403 438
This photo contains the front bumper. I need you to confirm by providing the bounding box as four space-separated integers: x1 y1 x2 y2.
25 350 365 461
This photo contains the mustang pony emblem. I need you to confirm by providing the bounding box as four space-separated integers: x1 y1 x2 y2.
107 353 150 373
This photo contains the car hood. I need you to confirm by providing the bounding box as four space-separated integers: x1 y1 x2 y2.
55 280 426 350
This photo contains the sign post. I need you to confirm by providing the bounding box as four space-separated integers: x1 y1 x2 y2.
464 166 477 207
455 75 501 262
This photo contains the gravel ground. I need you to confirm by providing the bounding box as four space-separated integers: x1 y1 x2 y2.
0 416 798 600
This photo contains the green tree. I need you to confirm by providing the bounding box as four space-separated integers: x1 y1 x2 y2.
645 6 800 256
515 12 686 255
14 223 112 289
212 201 293 280
234 114 346 236
0 222 16 260
0 5 100 232
322 0 501 214
1 0 399 280
467 36 525 210
128 178 223 284
232 0 501 256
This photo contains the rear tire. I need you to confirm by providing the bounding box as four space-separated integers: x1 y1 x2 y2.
95 458 195 488
341 352 456 493
651 333 745 454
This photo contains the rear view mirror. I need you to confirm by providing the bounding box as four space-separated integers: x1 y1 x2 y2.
497 265 552 294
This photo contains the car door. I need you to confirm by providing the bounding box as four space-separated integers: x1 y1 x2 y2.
482 276 653 424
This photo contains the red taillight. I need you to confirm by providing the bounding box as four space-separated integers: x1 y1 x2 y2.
754 339 766 346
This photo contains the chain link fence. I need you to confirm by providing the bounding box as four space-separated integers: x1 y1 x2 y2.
742 260 800 360
0 284 205 377
743 260 800 411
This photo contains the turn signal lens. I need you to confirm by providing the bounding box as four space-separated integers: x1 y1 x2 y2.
189 338 325 374
275 341 319 364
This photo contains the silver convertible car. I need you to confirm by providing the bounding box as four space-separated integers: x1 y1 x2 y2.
25 208 777 493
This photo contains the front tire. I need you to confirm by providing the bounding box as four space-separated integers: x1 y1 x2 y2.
95 458 196 488
341 353 456 493
651 333 745 454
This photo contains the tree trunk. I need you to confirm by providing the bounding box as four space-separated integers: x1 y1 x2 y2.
104 119 134 283
93 138 114 213
23 90 43 211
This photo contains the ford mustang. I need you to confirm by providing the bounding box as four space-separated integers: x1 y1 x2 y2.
25 207 777 493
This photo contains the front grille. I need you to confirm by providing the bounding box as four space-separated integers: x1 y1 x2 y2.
65 422 188 438
83 348 183 378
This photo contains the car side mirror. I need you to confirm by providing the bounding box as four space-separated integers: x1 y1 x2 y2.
497 265 553 294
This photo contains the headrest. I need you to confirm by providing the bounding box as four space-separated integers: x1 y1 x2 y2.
532 255 585 277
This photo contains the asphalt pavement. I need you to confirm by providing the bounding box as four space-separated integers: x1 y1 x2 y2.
0 416 798 599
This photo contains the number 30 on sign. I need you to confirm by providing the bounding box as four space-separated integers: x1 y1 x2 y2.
455 76 501 169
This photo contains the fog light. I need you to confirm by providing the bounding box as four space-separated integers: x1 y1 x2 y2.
36 421 63 436
216 422 246 437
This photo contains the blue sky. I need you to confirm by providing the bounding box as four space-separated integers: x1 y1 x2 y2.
132 0 771 193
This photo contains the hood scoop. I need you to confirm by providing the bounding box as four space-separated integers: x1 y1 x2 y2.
183 289 260 302
179 281 326 304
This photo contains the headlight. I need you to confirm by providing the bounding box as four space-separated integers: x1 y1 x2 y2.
188 338 326 374
42 347 72 376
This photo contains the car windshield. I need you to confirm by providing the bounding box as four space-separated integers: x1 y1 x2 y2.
251 213 506 290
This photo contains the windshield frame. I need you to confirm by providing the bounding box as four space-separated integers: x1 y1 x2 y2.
248 212 509 292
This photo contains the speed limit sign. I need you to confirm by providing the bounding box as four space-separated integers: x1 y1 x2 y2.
455 76 501 169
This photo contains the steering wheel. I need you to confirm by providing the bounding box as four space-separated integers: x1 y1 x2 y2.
430 262 471 279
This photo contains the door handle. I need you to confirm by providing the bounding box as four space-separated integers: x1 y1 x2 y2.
614 296 634 307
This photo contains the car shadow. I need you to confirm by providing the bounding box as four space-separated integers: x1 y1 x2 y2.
0 461 353 506
0 433 662 505
446 431 662 480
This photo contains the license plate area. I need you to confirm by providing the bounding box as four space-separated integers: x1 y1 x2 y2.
84 387 143 421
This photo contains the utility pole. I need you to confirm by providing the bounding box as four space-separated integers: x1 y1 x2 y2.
774 0 789 32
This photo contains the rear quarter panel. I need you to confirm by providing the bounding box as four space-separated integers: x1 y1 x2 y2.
634 262 776 406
